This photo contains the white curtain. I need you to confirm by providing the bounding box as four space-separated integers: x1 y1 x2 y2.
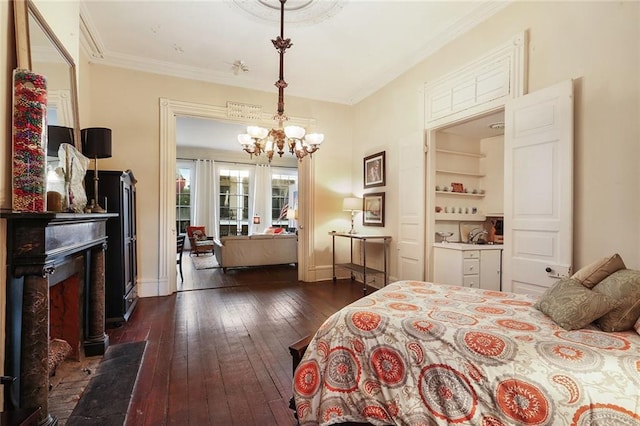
193 159 218 238
251 164 271 234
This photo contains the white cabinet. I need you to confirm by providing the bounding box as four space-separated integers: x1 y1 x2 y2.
479 249 501 291
433 244 502 291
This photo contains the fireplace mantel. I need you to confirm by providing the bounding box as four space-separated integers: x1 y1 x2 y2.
2 211 117 425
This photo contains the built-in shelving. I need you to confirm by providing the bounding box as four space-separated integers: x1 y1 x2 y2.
436 149 485 158
436 213 486 221
436 169 486 177
436 191 484 197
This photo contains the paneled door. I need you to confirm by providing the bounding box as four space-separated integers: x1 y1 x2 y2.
397 135 426 280
503 80 573 296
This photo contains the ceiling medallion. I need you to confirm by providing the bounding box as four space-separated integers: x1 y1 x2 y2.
230 0 345 25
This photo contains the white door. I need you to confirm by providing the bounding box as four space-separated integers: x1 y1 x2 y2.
503 80 573 296
397 135 425 280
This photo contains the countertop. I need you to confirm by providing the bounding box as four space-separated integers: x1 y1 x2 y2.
433 242 503 250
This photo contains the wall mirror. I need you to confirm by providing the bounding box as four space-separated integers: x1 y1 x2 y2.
14 0 81 152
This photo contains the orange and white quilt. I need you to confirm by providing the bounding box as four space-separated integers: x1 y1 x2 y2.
293 280 640 425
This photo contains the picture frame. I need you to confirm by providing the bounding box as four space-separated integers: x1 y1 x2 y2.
363 192 385 227
363 151 385 188
451 182 464 193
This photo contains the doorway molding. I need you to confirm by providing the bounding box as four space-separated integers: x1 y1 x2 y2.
422 31 528 281
157 98 315 295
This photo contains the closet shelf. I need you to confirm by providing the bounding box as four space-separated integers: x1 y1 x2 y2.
436 191 484 197
436 149 485 158
436 169 486 177
436 213 486 222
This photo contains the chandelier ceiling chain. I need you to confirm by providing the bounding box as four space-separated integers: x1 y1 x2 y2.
238 0 324 162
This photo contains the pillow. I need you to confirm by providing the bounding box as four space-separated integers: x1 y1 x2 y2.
192 230 207 241
592 269 640 332
571 254 625 289
264 227 285 235
534 278 619 330
635 316 640 335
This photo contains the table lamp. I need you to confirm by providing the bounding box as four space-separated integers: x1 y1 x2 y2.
343 197 362 234
81 127 112 213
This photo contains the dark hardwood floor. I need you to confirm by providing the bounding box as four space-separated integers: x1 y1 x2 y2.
107 254 373 426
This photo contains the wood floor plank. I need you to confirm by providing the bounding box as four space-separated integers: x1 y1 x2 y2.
114 254 376 425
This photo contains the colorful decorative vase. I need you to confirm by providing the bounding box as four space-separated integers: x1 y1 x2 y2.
12 69 48 212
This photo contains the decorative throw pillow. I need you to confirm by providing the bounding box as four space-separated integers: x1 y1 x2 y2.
534 277 619 330
192 230 207 241
592 269 640 332
571 253 626 289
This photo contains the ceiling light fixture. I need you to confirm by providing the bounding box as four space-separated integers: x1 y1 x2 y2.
237 0 324 162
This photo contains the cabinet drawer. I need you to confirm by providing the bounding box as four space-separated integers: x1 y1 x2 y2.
463 259 479 274
463 275 479 288
463 250 480 259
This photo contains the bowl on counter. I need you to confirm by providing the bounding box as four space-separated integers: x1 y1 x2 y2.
436 231 454 243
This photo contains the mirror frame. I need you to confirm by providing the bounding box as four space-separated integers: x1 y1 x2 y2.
13 0 82 151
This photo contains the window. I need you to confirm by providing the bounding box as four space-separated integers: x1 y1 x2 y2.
176 165 192 234
271 171 297 229
219 168 250 236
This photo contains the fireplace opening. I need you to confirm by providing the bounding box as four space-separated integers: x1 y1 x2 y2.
49 266 83 377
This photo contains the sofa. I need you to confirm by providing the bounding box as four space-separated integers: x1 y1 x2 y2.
213 234 297 272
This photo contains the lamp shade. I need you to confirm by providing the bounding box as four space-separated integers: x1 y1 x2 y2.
47 125 74 157
343 197 361 212
81 127 112 158
284 125 305 139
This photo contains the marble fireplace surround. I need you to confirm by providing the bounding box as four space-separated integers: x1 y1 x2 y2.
2 212 116 425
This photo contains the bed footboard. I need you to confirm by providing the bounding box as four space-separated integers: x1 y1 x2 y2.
288 335 311 417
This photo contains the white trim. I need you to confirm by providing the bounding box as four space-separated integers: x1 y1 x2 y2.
424 32 527 128
48 89 74 127
158 98 316 296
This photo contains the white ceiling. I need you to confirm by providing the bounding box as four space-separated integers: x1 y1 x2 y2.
80 0 510 106
80 0 509 150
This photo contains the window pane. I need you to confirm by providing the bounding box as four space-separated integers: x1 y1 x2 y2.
219 168 250 236
176 166 191 233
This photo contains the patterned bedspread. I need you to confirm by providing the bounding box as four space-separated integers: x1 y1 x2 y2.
293 280 640 425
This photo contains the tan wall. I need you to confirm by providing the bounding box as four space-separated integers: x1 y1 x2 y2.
86 64 354 288
354 1 640 272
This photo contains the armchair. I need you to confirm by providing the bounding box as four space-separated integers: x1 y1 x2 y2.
186 226 214 256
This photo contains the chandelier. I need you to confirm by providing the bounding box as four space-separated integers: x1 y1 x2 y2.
237 0 324 162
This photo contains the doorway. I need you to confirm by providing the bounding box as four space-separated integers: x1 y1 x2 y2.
159 100 310 294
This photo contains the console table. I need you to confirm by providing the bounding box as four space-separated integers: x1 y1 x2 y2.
330 232 392 295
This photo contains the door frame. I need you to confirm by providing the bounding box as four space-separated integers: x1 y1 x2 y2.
158 98 315 295
425 105 505 281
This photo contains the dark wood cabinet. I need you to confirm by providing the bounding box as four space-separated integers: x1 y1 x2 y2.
85 169 138 325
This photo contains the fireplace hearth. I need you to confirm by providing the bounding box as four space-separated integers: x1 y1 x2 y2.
2 212 116 425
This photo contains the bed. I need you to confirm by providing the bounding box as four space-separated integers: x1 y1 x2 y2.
292 280 640 425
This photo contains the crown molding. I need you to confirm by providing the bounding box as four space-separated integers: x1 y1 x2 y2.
79 1 510 106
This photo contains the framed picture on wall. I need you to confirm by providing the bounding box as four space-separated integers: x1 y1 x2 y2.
363 192 385 227
363 151 385 188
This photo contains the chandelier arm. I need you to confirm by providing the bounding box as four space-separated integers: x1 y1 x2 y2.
238 0 322 162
